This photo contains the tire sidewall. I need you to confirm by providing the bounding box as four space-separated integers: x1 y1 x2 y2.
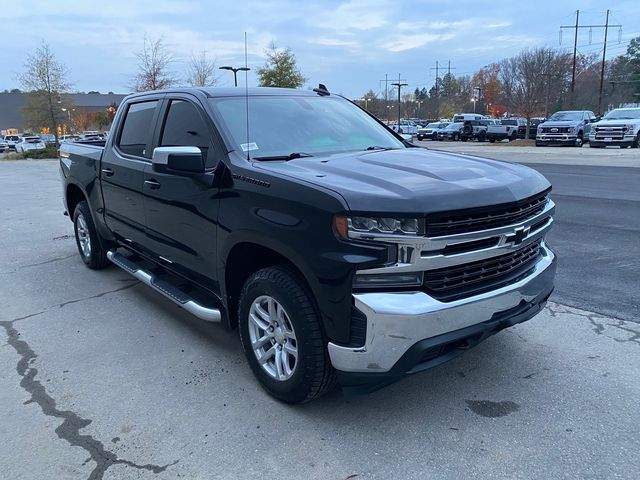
238 268 326 403
73 201 104 269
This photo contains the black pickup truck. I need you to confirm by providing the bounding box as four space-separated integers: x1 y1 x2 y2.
59 86 556 403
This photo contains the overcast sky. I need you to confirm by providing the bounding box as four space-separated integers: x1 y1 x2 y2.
4 1 640 98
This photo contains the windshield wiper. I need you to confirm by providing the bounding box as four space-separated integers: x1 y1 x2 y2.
252 152 313 161
365 146 399 151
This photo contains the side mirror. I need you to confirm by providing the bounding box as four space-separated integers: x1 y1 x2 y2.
152 146 204 174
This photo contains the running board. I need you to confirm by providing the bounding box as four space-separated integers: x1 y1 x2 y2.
107 250 221 322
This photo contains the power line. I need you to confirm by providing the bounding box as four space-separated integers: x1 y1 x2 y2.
560 9 622 109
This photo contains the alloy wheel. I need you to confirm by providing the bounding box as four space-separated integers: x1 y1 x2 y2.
248 295 298 381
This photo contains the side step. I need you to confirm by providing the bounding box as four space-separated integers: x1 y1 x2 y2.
107 250 221 322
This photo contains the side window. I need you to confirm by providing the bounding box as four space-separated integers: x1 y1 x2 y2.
160 100 211 162
118 101 158 157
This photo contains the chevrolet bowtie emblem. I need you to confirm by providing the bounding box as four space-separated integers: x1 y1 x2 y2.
507 226 530 245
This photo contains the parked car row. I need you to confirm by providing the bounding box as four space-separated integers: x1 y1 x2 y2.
1 134 47 153
411 107 640 149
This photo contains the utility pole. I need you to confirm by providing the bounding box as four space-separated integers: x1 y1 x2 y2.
571 10 579 106
431 61 439 118
379 74 389 102
430 61 455 119
598 10 610 115
560 11 621 111
391 74 408 127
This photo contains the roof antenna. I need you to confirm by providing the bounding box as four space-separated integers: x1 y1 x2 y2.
244 32 250 161
313 83 330 96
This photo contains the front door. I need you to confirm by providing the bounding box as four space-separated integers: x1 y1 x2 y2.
142 96 221 289
101 99 161 248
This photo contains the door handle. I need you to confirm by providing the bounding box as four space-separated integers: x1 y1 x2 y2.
101 168 114 177
144 179 161 190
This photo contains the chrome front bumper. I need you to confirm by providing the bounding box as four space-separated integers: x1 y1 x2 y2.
328 243 556 373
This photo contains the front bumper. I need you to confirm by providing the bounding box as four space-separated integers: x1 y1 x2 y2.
329 244 556 389
589 134 636 147
536 134 578 145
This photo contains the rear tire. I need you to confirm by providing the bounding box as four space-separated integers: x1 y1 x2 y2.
238 265 336 404
477 131 487 142
73 200 110 269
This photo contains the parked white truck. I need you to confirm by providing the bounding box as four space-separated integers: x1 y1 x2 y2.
589 108 640 148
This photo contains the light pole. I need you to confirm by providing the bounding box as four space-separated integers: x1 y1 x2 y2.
360 97 372 111
416 100 423 118
219 66 250 87
471 97 477 113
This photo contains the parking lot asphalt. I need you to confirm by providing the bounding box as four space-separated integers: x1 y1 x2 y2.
421 140 640 167
1 158 639 480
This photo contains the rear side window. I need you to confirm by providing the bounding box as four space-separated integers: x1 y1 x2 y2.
118 100 158 157
160 100 211 161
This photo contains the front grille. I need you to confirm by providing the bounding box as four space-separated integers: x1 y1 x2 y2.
540 126 571 134
423 241 542 302
426 189 550 237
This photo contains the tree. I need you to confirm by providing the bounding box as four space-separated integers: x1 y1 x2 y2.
19 42 72 143
500 48 570 138
94 111 110 130
257 43 306 88
186 50 218 87
132 35 177 92
72 110 97 132
106 102 118 124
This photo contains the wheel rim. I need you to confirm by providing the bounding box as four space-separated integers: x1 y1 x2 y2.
248 295 298 381
76 213 91 258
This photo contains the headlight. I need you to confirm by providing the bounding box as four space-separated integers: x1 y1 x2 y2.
626 124 635 133
334 215 421 239
568 126 577 134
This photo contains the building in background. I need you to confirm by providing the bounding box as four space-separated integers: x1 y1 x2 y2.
0 92 127 134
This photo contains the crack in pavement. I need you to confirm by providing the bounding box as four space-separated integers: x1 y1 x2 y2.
0 254 77 274
1 282 140 329
0 313 178 480
56 282 138 309
547 302 640 346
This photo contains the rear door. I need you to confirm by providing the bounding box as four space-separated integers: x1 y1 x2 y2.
142 95 222 289
101 98 162 248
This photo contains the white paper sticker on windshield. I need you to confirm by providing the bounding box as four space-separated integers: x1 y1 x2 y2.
240 142 259 152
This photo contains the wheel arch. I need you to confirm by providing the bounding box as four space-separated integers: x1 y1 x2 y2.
65 182 88 220
221 236 319 331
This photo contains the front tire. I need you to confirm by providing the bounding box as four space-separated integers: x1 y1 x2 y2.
73 200 110 269
238 266 336 404
632 133 640 149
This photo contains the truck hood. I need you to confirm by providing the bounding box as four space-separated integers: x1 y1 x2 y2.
539 120 581 128
255 148 550 213
594 119 640 126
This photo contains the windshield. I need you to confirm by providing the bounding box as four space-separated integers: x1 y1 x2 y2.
426 123 439 128
549 111 583 121
603 109 640 120
210 95 404 158
501 119 517 125
445 123 463 130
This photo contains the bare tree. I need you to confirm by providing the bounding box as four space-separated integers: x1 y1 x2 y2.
186 50 218 87
19 41 72 144
500 48 570 138
132 35 177 92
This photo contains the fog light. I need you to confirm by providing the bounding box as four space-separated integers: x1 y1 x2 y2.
353 272 423 289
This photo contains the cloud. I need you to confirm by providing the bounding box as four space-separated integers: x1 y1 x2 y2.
384 33 455 52
315 0 390 32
